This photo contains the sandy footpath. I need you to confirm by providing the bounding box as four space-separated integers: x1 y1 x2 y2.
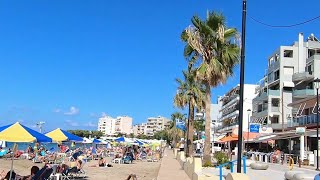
0 157 161 180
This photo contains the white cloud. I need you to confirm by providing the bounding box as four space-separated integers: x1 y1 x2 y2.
53 109 61 113
17 119 24 123
84 121 96 127
101 112 107 117
65 120 79 127
64 106 79 115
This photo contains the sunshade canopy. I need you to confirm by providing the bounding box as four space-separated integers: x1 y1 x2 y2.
0 122 52 143
115 137 134 143
0 124 11 132
46 128 83 142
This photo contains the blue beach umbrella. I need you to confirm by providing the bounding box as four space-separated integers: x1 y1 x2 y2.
115 137 125 142
0 124 13 132
134 139 145 146
92 138 101 143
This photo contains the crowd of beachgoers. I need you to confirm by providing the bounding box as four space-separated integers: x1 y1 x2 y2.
0 141 164 180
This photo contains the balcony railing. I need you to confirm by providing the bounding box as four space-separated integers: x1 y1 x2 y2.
293 89 314 98
288 114 320 127
292 72 313 82
269 90 280 96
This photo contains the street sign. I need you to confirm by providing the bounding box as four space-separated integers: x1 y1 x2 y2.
296 127 306 135
250 124 260 133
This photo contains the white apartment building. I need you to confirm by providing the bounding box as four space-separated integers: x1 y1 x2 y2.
210 103 221 141
115 116 133 135
98 115 133 135
287 34 320 128
217 84 258 133
98 116 116 135
133 123 147 136
145 116 170 136
252 33 320 132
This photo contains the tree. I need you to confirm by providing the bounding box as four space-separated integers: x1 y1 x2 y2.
182 11 240 164
167 112 186 147
194 118 205 140
174 64 205 157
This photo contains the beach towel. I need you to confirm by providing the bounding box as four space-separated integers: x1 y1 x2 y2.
0 149 8 157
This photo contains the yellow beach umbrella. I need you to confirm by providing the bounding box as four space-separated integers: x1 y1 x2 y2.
46 128 83 142
0 122 52 143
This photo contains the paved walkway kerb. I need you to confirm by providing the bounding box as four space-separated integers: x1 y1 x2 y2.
157 148 190 180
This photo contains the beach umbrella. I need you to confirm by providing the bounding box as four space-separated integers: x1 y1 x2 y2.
0 124 12 132
134 139 145 146
92 138 101 143
45 128 83 142
82 137 93 144
115 137 134 143
0 122 52 179
115 136 125 142
0 122 52 143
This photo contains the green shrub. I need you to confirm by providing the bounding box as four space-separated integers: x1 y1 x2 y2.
214 152 229 165
203 160 213 167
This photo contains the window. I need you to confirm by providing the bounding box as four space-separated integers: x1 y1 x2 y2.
307 64 313 75
271 116 279 124
274 70 280 80
268 73 272 82
284 50 293 57
271 98 280 107
308 49 316 58
269 57 274 66
258 104 262 112
275 54 280 61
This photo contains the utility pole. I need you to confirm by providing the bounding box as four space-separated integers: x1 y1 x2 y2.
36 122 45 133
237 0 247 173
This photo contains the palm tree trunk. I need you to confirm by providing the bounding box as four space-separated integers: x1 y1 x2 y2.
203 82 212 165
187 102 195 157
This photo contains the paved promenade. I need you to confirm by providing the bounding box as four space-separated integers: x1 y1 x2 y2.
157 148 190 180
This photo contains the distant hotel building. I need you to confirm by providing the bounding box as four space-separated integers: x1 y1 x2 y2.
133 116 170 136
98 115 133 135
133 123 147 136
145 116 170 136
217 84 258 133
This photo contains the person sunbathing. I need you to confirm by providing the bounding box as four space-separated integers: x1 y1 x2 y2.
89 157 112 167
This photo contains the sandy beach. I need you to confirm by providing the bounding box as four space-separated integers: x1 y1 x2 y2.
0 157 161 180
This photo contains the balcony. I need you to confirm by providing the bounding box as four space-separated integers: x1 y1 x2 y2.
254 92 268 101
271 106 280 112
253 109 268 118
269 90 280 96
292 72 313 82
288 114 320 127
293 89 314 98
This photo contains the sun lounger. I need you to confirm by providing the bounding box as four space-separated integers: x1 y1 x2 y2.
112 158 123 164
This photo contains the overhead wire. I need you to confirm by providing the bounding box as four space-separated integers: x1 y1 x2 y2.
248 14 320 28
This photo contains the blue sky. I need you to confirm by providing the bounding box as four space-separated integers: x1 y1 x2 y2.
0 0 319 131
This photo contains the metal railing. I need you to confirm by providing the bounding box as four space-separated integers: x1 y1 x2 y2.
217 157 247 180
288 114 320 127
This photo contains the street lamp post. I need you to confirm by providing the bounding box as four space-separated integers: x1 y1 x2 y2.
314 78 320 170
237 0 247 173
247 109 251 151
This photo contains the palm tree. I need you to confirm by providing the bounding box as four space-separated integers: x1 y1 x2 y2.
174 65 205 157
168 112 186 147
181 11 240 164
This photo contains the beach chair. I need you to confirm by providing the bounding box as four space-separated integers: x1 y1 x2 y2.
32 166 53 180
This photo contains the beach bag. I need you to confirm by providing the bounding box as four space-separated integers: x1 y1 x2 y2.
123 156 132 164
